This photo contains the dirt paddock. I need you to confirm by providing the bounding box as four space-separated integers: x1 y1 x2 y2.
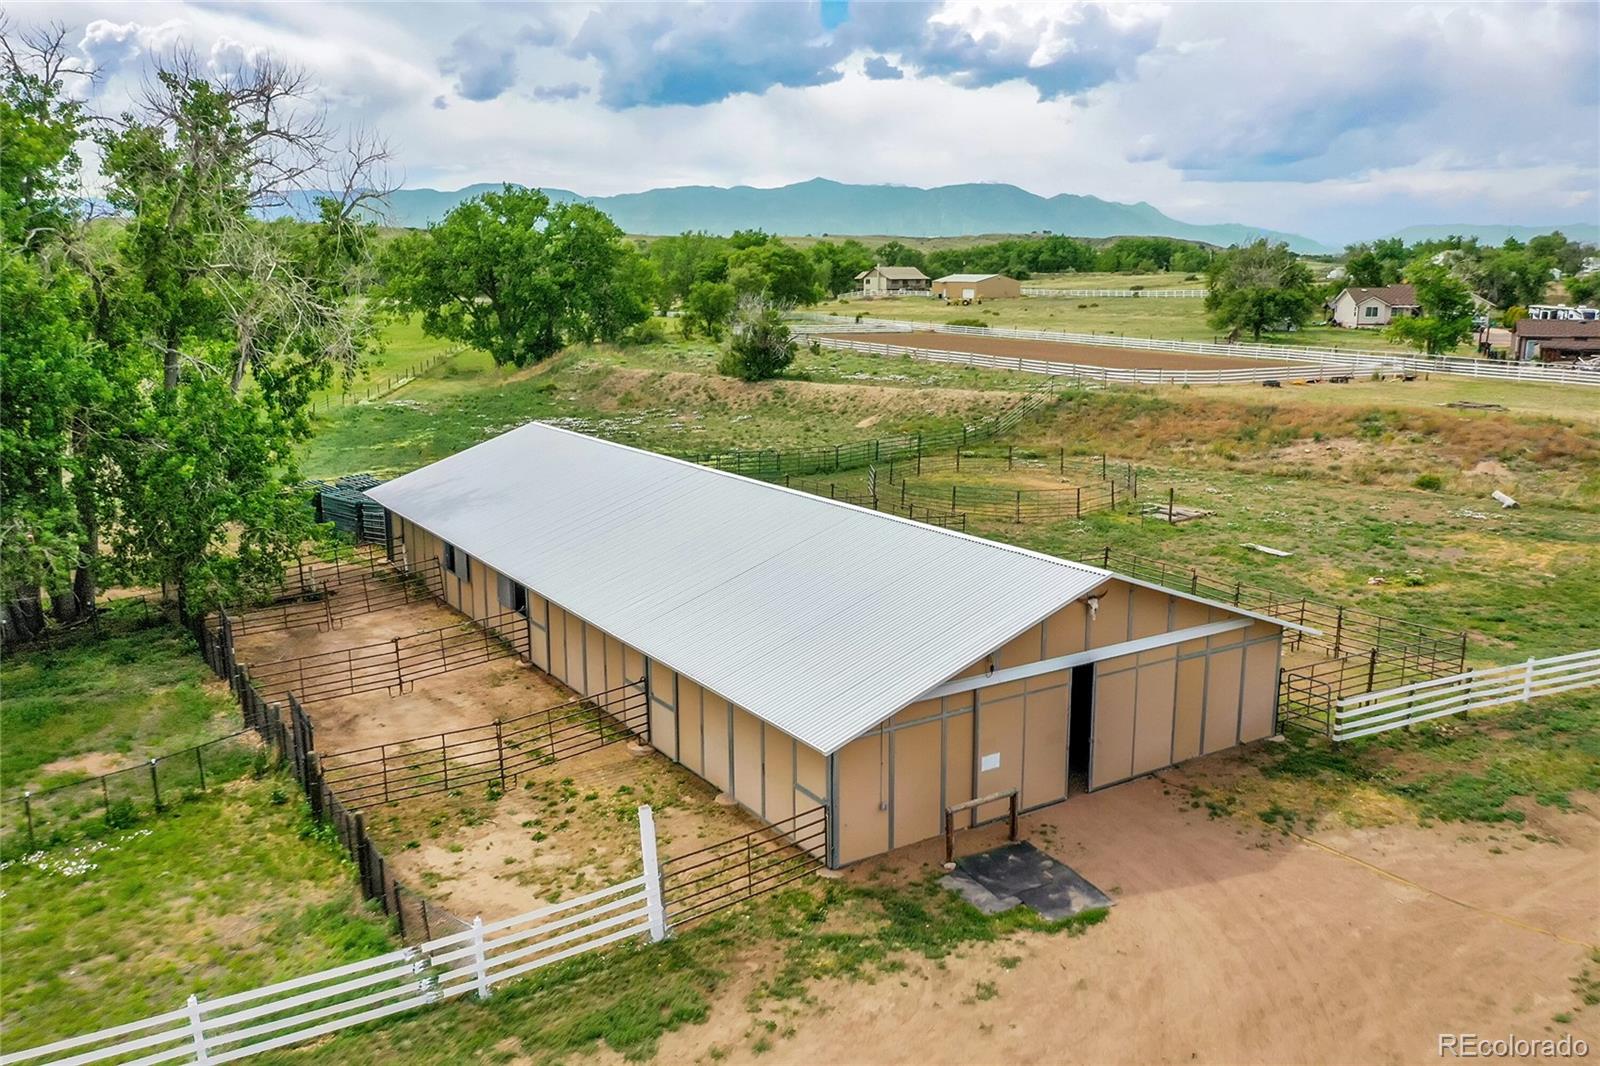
233 600 571 755
367 743 764 921
656 775 1600 1065
821 330 1298 372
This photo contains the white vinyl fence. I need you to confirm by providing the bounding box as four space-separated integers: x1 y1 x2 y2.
0 807 669 1066
812 333 1364 386
1333 649 1600 741
793 314 1600 388
1020 287 1205 298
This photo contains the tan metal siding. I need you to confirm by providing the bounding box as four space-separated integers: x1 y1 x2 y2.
890 720 942 848
763 725 796 823
836 731 889 864
1021 675 1068 808
732 706 762 811
701 693 731 791
676 677 703 776
1201 646 1244 753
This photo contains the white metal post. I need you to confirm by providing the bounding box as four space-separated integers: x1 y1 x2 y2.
638 805 668 941
1523 658 1535 702
185 994 211 1064
471 916 490 1000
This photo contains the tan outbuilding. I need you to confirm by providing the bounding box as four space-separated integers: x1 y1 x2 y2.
369 425 1301 868
932 273 1022 302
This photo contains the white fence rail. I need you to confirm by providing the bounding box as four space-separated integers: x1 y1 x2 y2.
1021 287 1205 298
793 313 1600 387
812 333 1367 386
1 807 670 1066
1333 649 1600 741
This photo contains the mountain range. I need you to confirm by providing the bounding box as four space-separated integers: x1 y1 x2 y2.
272 178 1594 255
1376 222 1600 246
341 178 1334 252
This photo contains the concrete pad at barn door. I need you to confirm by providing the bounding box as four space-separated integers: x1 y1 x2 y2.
954 841 1114 920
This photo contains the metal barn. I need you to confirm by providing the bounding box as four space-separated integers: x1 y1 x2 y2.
368 424 1298 867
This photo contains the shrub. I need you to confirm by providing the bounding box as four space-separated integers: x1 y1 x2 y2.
619 316 668 346
1413 473 1444 491
104 799 140 829
719 296 798 382
945 317 987 328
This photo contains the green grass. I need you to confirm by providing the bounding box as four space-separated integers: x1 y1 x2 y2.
1241 690 1600 827
819 291 1428 354
0 776 395 1051
300 322 1031 480
0 614 240 795
261 877 1108 1065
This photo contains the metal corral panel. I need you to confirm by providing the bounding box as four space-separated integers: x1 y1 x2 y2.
369 424 1116 755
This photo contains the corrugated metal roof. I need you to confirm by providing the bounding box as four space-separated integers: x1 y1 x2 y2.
369 425 1275 754
935 273 1005 283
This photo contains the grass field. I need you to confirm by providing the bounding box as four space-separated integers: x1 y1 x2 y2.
300 320 1037 479
0 613 241 795
819 291 1427 354
0 621 396 1052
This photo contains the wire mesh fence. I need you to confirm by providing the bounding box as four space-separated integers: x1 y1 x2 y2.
678 379 1060 481
1 731 263 857
660 806 828 929
319 680 650 809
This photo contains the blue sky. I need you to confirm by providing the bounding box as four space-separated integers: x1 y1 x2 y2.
27 1 1600 244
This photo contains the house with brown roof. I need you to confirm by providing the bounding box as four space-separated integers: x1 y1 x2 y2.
855 265 931 297
1329 284 1420 328
1511 317 1600 361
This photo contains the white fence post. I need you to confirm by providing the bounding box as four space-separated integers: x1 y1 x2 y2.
639 804 668 942
471 916 490 1000
186 994 211 1064
1523 657 1535 702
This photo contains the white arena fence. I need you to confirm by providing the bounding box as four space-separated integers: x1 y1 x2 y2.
1020 287 1205 298
811 333 1366 386
793 313 1600 388
0 808 670 1066
1333 648 1600 741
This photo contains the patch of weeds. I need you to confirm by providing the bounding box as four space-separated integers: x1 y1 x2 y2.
1257 803 1297 834
974 980 999 1002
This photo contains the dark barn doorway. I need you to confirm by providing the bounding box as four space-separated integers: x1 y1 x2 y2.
1068 663 1094 794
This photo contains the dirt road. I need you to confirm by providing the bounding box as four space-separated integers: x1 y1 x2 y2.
820 330 1296 372
656 777 1600 1065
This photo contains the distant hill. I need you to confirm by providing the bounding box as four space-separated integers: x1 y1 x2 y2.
327 178 1334 253
1377 222 1600 246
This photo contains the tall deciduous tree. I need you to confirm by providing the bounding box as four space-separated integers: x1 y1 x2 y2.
382 186 652 368
1387 265 1476 354
1204 240 1318 340
726 241 821 305
3 26 393 623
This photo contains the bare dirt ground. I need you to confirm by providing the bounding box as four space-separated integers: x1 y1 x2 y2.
821 331 1295 372
652 777 1600 1065
368 744 762 921
234 597 469 664
234 601 571 755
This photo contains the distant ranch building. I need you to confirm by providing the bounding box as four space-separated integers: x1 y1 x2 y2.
856 265 931 297
934 273 1022 303
369 424 1299 868
1511 318 1600 362
1329 284 1419 328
